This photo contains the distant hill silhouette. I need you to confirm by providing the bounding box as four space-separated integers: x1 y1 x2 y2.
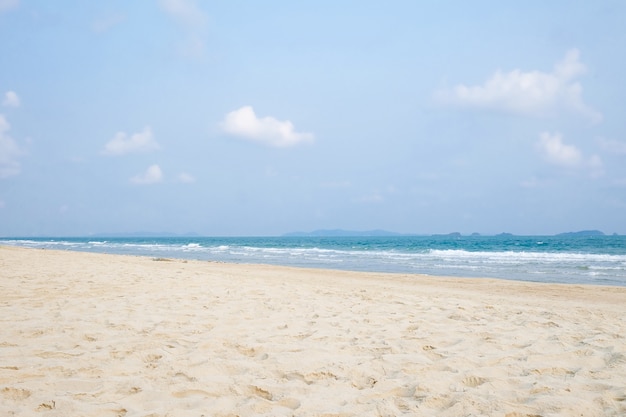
556 230 605 237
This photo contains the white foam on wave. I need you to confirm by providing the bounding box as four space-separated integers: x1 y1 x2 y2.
2 238 625 285
427 249 626 263
182 243 202 251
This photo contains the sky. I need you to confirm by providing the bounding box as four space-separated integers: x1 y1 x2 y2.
1 1 626 236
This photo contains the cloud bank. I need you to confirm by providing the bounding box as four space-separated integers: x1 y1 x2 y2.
102 127 159 156
2 91 20 107
435 49 602 123
131 164 163 185
220 106 314 148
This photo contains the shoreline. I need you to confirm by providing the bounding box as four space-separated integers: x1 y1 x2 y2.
4 243 626 292
2 246 625 416
0 238 626 288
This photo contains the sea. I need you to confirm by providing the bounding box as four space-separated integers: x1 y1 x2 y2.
2 235 626 287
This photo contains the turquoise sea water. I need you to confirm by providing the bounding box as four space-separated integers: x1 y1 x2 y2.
2 235 626 286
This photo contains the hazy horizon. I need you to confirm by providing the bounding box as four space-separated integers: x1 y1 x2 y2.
1 228 619 238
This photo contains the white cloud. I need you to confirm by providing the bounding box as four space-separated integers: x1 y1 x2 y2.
2 91 20 107
0 0 19 13
537 132 582 166
159 0 208 57
177 172 195 183
220 106 314 148
0 199 5 208
131 164 163 185
0 114 23 179
160 0 207 27
102 126 159 156
597 137 626 155
435 49 602 123
537 131 603 176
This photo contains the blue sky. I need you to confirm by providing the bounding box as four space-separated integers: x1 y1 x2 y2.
1 1 625 236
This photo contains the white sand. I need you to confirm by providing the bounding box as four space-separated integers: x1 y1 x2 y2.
1 246 625 416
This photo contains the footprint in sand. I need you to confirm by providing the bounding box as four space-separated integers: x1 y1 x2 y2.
422 344 445 359
420 395 453 409
278 397 301 409
605 352 626 368
284 371 338 385
36 400 56 410
248 385 273 400
1 387 32 400
462 376 487 387
530 367 575 377
143 353 162 368
351 375 377 390
172 371 197 382
172 389 215 398
305 371 338 384
245 386 301 410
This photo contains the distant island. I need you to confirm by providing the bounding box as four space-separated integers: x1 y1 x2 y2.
556 230 605 237
431 232 462 237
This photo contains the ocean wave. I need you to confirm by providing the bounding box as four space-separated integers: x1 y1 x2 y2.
426 249 626 263
2 237 625 286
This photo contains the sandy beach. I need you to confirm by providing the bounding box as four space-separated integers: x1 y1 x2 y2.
1 246 625 416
